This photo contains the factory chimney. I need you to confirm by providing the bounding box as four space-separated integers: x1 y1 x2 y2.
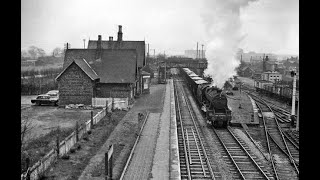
262 54 266 72
109 36 113 41
117 25 123 41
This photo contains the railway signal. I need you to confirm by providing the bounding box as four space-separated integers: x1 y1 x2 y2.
290 69 297 128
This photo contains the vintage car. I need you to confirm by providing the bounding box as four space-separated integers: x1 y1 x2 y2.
46 90 59 97
31 90 59 106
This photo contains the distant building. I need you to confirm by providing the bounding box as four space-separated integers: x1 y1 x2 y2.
21 59 37 66
239 66 255 77
184 50 206 59
261 71 282 83
254 79 274 89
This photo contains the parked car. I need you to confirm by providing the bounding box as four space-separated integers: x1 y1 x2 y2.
46 90 59 97
31 90 59 106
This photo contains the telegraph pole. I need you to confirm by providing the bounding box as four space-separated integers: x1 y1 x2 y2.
147 43 150 58
196 42 198 59
290 69 297 126
296 99 299 131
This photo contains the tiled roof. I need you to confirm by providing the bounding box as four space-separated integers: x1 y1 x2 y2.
87 40 145 67
62 49 137 83
56 58 99 81
89 49 137 83
63 49 97 69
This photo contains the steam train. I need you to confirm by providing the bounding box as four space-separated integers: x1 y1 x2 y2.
180 68 232 127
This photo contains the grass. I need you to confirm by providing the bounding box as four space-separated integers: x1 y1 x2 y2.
21 127 74 173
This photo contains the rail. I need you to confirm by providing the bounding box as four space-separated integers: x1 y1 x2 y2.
252 93 299 177
174 79 215 179
254 98 280 180
174 82 192 180
180 81 216 179
213 127 271 179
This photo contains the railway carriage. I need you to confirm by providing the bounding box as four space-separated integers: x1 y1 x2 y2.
181 68 232 127
254 79 297 105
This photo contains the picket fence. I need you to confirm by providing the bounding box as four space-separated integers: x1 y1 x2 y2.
92 97 128 110
21 105 110 180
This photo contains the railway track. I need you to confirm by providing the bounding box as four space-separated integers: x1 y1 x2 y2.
241 86 296 124
174 79 217 180
250 93 299 179
213 127 273 180
283 130 299 147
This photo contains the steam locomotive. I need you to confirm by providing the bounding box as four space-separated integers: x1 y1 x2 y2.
181 68 232 127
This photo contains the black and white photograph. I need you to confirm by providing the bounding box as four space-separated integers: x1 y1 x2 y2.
21 0 299 179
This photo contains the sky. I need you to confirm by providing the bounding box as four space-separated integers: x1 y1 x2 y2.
21 0 299 56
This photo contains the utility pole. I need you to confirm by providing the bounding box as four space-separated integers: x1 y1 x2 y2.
296 99 299 131
291 69 297 126
83 39 86 49
196 42 198 59
147 43 150 58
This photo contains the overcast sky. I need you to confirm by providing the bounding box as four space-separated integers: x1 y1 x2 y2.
21 0 298 56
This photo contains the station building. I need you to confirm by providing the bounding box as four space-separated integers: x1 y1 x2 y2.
87 25 146 96
56 25 147 107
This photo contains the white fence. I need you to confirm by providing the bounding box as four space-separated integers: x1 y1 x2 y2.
92 97 128 110
21 108 107 180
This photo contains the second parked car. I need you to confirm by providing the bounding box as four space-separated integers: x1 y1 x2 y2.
31 90 59 106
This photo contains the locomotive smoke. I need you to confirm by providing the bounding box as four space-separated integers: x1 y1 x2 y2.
202 0 257 88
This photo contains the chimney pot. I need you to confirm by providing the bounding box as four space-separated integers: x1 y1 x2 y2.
118 25 123 41
98 35 102 41
109 36 113 41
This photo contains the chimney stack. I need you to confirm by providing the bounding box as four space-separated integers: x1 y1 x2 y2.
109 36 113 41
97 35 102 50
117 25 123 41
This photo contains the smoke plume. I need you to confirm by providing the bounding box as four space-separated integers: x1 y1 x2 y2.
202 0 257 88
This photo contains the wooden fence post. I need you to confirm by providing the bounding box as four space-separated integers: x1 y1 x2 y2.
111 98 114 111
106 100 108 112
91 111 94 128
56 128 60 158
105 145 113 180
25 157 30 171
76 121 79 142
105 152 108 180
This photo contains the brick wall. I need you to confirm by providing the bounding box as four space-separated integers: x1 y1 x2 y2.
58 63 94 105
95 83 133 101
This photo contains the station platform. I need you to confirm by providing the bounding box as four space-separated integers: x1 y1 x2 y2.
121 79 180 180
227 89 260 126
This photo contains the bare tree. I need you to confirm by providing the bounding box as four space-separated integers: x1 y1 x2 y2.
52 47 64 57
21 50 29 59
27 46 46 59
21 115 34 151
